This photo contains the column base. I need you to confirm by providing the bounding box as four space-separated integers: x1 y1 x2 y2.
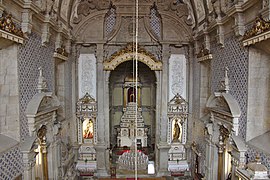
95 143 109 177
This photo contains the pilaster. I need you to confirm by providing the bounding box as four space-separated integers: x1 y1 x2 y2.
95 145 109 177
156 44 170 175
96 43 105 144
160 44 170 143
95 43 109 175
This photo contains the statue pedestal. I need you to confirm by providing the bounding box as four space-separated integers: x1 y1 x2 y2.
168 142 185 161
95 144 109 177
168 142 189 174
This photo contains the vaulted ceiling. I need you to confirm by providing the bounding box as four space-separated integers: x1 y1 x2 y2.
55 0 211 28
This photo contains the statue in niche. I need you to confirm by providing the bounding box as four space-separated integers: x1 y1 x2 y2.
172 119 182 142
83 119 94 139
128 87 136 103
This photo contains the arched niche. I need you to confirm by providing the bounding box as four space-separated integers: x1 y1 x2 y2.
203 87 243 180
22 92 62 180
109 61 157 148
206 92 241 136
26 92 61 136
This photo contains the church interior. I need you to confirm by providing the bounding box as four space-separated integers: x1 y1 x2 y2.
0 0 270 179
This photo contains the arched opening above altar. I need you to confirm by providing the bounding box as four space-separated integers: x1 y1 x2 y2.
109 60 157 167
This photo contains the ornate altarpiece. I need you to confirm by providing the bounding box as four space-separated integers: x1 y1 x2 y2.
22 68 65 180
76 92 97 175
167 93 189 173
116 74 148 147
203 68 247 180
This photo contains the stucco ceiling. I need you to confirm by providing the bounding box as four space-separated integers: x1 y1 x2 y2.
56 0 211 27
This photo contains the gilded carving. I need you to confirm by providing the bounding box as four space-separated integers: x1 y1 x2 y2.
243 16 270 40
104 43 162 70
106 43 157 63
0 11 23 37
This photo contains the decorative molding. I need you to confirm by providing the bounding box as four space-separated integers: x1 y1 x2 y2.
21 8 33 35
104 43 162 71
243 16 270 46
72 0 111 24
53 52 68 61
169 54 186 100
197 45 213 62
78 54 97 99
76 92 97 120
0 29 24 48
168 93 188 117
41 15 51 45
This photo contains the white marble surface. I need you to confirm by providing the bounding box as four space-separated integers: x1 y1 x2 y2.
0 134 18 155
248 131 270 154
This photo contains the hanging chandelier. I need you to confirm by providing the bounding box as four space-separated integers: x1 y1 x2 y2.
118 148 148 170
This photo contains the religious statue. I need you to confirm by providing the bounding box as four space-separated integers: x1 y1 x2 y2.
83 120 93 139
172 119 181 142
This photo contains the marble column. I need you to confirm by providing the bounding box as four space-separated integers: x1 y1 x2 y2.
95 43 108 176
218 136 224 180
157 44 170 176
205 139 219 180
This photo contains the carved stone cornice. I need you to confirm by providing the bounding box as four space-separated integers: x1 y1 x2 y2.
243 16 270 46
